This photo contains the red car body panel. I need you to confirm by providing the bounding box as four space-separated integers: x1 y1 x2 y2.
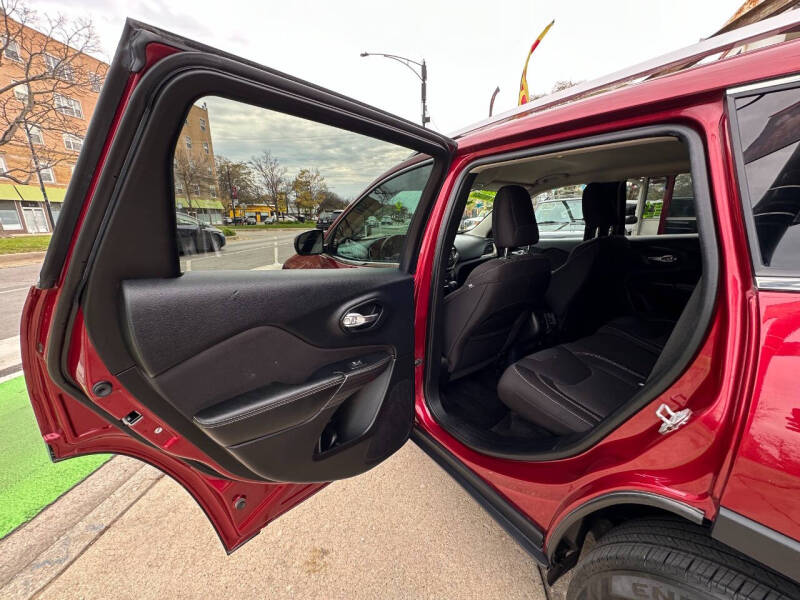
719 291 800 541
20 26 800 558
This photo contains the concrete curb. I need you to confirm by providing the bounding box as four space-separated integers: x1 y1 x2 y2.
0 456 163 599
0 252 45 269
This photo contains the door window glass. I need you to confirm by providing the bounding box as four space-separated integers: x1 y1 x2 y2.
173 96 419 269
330 163 433 263
733 86 800 269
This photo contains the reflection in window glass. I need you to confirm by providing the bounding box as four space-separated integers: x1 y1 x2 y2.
735 87 800 269
173 96 415 269
331 163 432 263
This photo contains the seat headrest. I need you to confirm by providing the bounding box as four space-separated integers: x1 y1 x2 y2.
493 185 539 249
582 181 625 240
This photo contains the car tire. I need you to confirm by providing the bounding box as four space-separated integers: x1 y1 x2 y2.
566 517 800 600
209 234 224 252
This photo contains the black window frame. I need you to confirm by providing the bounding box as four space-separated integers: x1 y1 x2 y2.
726 74 800 279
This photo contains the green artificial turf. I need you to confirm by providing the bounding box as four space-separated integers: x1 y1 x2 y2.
0 375 110 538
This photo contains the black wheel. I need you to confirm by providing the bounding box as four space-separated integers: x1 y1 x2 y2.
567 517 800 600
210 233 224 251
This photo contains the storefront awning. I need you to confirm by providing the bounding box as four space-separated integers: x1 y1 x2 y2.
176 196 225 210
0 184 68 203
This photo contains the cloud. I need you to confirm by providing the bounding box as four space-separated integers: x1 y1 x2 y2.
203 96 412 198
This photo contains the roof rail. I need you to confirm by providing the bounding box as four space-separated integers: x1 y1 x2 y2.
452 8 800 138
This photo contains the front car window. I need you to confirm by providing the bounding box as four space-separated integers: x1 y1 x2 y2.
330 163 433 263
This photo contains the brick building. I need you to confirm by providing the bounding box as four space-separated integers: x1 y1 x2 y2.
0 17 106 234
173 103 224 224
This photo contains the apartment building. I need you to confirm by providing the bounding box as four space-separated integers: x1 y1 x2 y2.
0 17 105 234
174 103 224 224
0 17 224 234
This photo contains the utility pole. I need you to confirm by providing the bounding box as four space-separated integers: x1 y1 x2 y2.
360 52 430 127
23 121 55 231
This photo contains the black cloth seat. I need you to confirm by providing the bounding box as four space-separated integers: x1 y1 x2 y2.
497 313 675 435
443 185 551 380
545 181 631 340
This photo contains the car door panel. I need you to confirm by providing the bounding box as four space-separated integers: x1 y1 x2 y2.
624 234 701 316
116 270 413 482
23 20 454 550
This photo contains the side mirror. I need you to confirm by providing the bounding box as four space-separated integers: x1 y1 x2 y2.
294 229 324 255
625 214 638 225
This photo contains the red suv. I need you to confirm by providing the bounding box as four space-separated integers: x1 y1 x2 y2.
21 13 800 599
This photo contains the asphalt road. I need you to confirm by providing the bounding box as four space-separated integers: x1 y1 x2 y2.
180 229 306 271
0 262 39 342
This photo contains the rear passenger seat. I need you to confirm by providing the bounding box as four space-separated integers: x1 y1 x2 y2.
497 314 677 436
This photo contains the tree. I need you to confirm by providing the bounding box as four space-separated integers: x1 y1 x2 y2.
216 155 257 215
250 150 287 214
0 1 104 184
173 146 211 211
318 189 347 212
291 168 326 216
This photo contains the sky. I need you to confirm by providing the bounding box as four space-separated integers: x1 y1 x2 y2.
33 0 744 196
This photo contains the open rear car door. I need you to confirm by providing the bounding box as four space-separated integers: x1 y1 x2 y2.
21 21 455 551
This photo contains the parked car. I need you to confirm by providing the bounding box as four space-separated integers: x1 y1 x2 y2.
380 215 393 226
175 212 226 255
316 210 342 230
22 15 800 599
243 216 257 225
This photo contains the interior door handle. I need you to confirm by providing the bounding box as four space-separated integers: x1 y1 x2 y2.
341 311 379 328
647 254 678 264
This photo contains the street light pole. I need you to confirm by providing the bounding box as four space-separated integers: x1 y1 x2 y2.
360 52 430 127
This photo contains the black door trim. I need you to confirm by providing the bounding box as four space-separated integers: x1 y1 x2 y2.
410 427 548 566
712 507 800 584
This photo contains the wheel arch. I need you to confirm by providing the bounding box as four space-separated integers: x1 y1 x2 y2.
545 491 706 584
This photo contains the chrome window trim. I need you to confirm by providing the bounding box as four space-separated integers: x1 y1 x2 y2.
727 73 800 96
755 276 800 292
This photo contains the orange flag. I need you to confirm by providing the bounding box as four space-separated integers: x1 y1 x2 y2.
518 20 555 105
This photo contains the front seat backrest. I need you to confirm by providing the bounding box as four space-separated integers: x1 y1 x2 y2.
545 181 628 340
443 185 551 380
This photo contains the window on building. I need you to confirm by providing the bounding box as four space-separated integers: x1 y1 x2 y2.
206 166 212 176
54 94 83 118
27 125 43 145
45 54 74 82
63 133 83 152
13 83 28 102
88 72 103 93
175 181 184 193
39 166 55 183
199 118 206 131
192 183 200 195
210 186 217 198
185 136 192 150
202 141 209 154
0 155 7 176
0 200 22 231
3 37 21 62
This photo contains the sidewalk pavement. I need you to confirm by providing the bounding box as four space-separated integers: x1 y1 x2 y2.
0 335 21 380
1 443 570 600
0 252 45 269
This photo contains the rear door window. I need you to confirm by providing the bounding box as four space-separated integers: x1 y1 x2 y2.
730 84 800 272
